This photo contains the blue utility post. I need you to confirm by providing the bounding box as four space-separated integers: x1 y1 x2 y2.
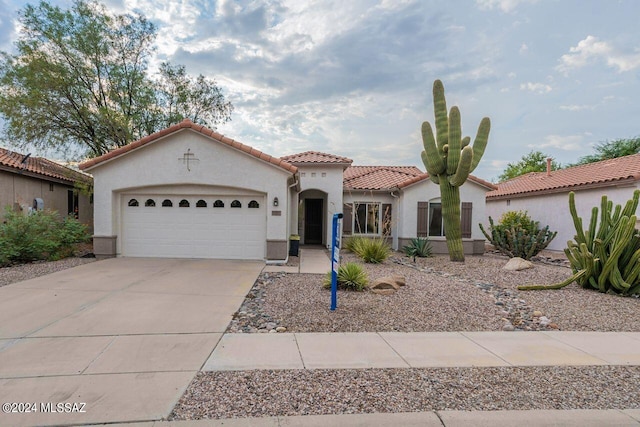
330 213 343 311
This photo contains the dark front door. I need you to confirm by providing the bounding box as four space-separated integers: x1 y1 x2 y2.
304 199 323 244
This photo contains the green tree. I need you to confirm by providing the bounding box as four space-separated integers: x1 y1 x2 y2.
0 0 233 158
574 137 640 165
498 150 560 182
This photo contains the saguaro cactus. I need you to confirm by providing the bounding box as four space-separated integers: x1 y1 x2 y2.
421 80 491 262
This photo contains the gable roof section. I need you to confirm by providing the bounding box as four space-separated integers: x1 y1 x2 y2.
0 147 92 185
344 166 424 190
487 154 640 200
396 173 496 191
79 119 297 174
281 151 353 165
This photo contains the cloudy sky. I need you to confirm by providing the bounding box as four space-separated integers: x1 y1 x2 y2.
1 0 639 181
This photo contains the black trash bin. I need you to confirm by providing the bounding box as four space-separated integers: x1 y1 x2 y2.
289 234 300 256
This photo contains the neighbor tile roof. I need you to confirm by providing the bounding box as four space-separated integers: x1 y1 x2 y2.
487 153 640 200
343 166 424 190
0 147 92 184
281 151 353 165
79 119 298 174
344 165 496 191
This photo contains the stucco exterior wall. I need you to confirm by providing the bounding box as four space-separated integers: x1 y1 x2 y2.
400 179 489 241
88 129 292 257
297 165 345 247
486 183 640 252
0 169 93 231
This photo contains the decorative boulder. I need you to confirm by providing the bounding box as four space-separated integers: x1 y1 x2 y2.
367 276 406 295
503 257 534 271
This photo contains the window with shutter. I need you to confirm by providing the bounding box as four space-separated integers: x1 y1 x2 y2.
417 202 429 237
461 202 473 238
343 203 353 235
382 203 392 236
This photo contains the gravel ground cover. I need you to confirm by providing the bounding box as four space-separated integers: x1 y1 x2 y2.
170 366 640 419
0 257 97 287
228 252 639 333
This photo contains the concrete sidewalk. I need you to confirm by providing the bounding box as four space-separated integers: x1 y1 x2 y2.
123 409 640 426
204 331 640 370
263 247 330 274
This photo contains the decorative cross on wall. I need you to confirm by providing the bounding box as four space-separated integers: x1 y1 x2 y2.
178 148 199 171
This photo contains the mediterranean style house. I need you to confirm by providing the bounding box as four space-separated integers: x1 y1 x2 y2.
80 119 495 260
486 154 640 251
1 147 93 230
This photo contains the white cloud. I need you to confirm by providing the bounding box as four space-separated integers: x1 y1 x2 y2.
519 82 552 94
475 0 536 13
534 134 583 151
519 43 528 55
557 35 640 74
559 104 594 111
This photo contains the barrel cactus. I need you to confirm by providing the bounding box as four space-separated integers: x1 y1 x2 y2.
421 80 490 261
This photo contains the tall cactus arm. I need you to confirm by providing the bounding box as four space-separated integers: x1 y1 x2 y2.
469 117 491 173
433 80 448 152
449 145 473 187
421 121 445 175
461 136 471 148
421 151 441 184
569 192 586 244
447 107 462 175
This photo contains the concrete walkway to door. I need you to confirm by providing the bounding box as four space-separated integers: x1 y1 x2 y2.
263 247 331 274
0 257 263 427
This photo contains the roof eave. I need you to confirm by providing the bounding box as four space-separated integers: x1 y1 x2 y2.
487 177 639 200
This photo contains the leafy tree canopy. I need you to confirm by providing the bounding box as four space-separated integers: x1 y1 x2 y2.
498 150 560 182
0 0 233 158
574 137 640 165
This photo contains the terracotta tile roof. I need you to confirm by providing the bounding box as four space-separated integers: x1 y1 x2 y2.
0 147 92 184
487 154 640 200
344 166 424 190
280 151 353 165
395 172 497 190
344 165 496 191
79 119 298 174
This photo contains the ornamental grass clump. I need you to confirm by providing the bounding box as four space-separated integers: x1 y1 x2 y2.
323 262 369 291
343 236 391 263
519 190 640 295
479 211 557 260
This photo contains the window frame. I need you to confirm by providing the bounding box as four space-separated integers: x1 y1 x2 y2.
352 201 382 236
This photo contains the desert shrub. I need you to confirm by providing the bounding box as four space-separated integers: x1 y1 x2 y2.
343 236 391 263
403 237 433 261
479 210 556 260
357 237 391 263
323 262 369 291
343 235 366 253
0 208 90 266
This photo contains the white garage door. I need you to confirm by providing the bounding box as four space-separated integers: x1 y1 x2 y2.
121 195 266 259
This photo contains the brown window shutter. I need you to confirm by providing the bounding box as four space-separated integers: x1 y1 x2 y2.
382 203 392 236
417 202 429 237
461 202 472 238
343 203 353 235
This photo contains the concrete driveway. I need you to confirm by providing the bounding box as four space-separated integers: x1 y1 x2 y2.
0 257 263 427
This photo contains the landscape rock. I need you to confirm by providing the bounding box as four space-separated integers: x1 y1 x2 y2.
503 257 534 271
368 276 406 292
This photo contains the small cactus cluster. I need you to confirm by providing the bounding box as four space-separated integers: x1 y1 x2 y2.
421 80 490 261
519 190 640 295
479 215 557 260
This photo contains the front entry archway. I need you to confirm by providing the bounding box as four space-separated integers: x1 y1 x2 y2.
304 198 323 244
299 189 328 246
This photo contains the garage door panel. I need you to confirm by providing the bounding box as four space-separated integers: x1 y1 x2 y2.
122 195 266 259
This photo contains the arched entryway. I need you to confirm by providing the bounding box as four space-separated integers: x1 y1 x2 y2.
298 189 328 245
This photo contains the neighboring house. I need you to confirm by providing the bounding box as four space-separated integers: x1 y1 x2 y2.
486 154 640 252
0 147 93 230
80 119 495 260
